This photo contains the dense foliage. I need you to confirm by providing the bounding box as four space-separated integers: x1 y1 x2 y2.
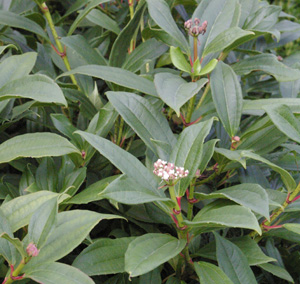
0 0 300 283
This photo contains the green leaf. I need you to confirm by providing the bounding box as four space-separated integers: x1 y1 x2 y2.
86 9 120 34
57 65 158 97
264 104 300 144
198 236 275 266
125 233 186 277
214 233 257 284
211 61 243 137
146 0 190 54
243 98 300 116
203 27 255 57
0 133 80 164
66 176 119 205
122 39 168 73
184 201 261 235
0 10 48 39
99 175 173 205
109 1 146 67
0 233 27 260
35 157 58 192
107 91 176 153
0 52 37 88
0 209 17 265
170 46 191 74
154 73 208 116
73 237 136 276
258 263 294 283
232 54 300 82
194 261 234 284
0 75 67 106
0 44 17 55
199 139 219 173
194 183 269 219
170 117 216 196
214 148 246 169
1 191 61 232
76 131 160 193
61 35 107 66
241 151 296 192
28 197 58 248
283 223 300 235
67 0 111 36
24 262 95 284
26 210 123 268
198 59 218 76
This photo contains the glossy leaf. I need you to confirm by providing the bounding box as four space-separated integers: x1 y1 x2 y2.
184 201 261 234
28 197 58 248
125 233 186 277
199 139 219 173
146 0 189 54
73 237 136 276
241 151 296 192
0 233 27 260
194 262 234 284
170 46 191 73
1 191 61 232
86 9 120 34
26 210 123 267
264 104 300 144
24 262 95 284
0 10 48 39
0 133 80 164
58 65 158 97
107 91 176 153
203 27 254 57
67 0 110 36
233 54 300 82
0 52 37 88
194 183 269 219
214 233 257 284
198 59 218 76
0 75 67 106
211 61 243 137
170 117 215 196
154 73 208 116
76 131 160 193
258 263 294 283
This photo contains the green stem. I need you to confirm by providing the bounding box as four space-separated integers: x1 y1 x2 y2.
117 117 124 145
128 0 135 52
187 182 195 220
5 259 26 284
193 37 198 62
250 182 300 240
185 95 196 125
39 2 79 89
195 82 210 110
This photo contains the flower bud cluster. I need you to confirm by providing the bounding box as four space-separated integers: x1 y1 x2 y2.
184 18 208 37
26 243 40 257
153 159 189 183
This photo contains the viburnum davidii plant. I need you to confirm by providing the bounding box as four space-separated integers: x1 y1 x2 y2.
1 0 300 283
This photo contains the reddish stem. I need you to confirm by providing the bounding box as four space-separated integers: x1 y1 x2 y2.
51 43 66 58
263 224 283 231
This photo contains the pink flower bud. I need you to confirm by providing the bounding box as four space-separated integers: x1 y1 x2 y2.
26 243 40 257
184 19 192 29
194 18 200 25
232 136 240 142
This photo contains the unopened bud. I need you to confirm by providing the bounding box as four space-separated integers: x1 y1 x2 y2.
201 21 208 34
191 26 199 36
184 19 192 30
232 136 240 142
277 55 283 61
26 243 40 257
194 18 200 25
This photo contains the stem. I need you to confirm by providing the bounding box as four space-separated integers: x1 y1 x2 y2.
117 117 124 145
187 182 195 220
193 37 198 63
185 95 196 125
5 260 26 284
250 182 300 240
195 82 210 110
39 2 79 89
128 0 135 52
169 186 184 227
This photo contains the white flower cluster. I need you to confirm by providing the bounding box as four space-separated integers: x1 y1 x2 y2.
153 159 189 183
